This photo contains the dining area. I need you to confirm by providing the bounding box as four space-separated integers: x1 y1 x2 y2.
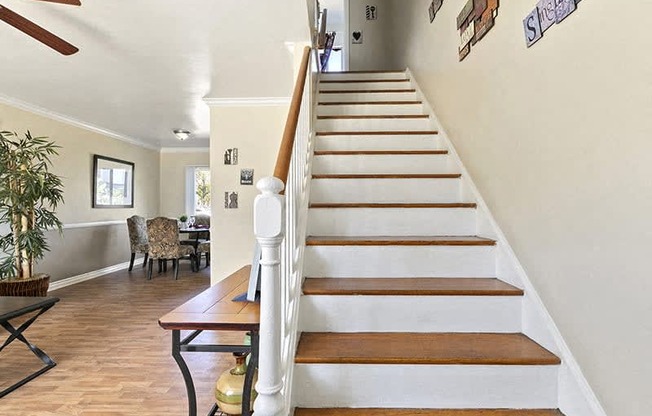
126 214 211 280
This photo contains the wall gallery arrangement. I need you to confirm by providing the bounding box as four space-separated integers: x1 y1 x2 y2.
457 0 499 61
523 0 583 47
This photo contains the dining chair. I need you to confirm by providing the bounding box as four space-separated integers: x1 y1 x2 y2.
180 213 210 248
196 240 210 269
146 217 197 280
126 215 149 271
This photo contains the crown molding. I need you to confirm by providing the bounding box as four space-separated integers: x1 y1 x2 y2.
160 147 210 154
0 94 159 150
203 97 291 107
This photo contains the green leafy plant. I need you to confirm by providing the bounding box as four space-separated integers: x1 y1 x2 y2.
0 131 64 280
179 214 188 222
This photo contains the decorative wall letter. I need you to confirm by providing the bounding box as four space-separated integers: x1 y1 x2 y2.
523 9 543 47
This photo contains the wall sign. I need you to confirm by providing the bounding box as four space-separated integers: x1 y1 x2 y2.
457 0 499 61
523 0 581 48
352 31 363 44
428 0 443 24
240 169 254 185
224 148 238 165
224 192 238 209
365 5 377 20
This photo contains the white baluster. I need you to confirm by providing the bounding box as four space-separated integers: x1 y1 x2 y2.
253 176 286 416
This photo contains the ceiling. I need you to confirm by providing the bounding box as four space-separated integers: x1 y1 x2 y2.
0 0 309 149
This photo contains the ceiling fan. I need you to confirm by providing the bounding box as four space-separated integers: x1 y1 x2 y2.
0 0 80 55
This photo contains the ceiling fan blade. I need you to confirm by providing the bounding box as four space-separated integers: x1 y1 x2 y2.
0 6 78 55
30 0 81 6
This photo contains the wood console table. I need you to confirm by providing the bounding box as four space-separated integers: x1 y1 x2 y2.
159 265 259 416
0 296 60 398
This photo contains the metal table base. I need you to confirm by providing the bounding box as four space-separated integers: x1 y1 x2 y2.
171 329 259 416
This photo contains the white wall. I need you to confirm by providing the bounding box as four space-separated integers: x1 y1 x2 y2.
208 104 289 283
348 0 397 70
0 101 160 281
388 1 652 415
159 150 210 218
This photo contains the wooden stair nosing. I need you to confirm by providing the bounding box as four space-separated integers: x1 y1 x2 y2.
318 101 423 105
313 150 448 156
319 89 417 94
320 79 411 84
295 332 561 365
302 277 524 296
322 70 406 74
311 174 461 179
305 235 496 246
317 114 429 120
294 409 565 416
316 130 439 136
309 202 476 209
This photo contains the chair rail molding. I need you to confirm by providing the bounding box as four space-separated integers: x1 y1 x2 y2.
61 220 125 230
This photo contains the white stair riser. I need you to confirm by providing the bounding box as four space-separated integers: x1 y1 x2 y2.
304 245 496 277
316 118 432 132
316 135 444 151
312 154 453 175
310 178 461 203
307 208 476 236
320 72 407 81
293 364 558 408
319 91 417 102
299 295 522 332
319 81 412 91
317 103 425 116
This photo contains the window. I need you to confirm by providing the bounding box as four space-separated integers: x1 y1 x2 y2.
185 167 211 215
92 155 134 208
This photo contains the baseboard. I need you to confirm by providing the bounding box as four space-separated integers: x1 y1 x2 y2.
48 261 132 292
406 68 607 416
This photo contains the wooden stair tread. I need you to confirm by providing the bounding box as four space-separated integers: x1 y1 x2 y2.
312 174 461 179
318 101 423 105
295 409 565 416
295 333 560 365
317 131 439 136
317 115 429 119
306 236 496 246
303 278 523 296
309 203 476 208
320 79 410 83
313 150 447 156
319 89 417 94
323 70 406 74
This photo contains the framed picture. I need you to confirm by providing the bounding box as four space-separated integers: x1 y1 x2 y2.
92 155 134 208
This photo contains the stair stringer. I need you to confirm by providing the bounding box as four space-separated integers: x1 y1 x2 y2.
406 68 607 416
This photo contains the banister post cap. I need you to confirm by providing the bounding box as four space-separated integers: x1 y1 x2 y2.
257 177 285 195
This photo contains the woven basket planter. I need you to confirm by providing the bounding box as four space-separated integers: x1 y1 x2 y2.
0 273 50 297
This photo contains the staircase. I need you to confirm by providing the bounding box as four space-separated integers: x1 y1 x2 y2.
291 70 565 415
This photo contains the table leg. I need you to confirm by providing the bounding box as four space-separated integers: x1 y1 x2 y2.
241 331 259 416
0 304 57 398
172 330 198 416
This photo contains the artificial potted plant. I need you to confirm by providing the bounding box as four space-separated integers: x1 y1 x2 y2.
0 131 64 296
178 214 188 229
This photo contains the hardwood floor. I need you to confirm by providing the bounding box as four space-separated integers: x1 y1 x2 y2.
0 264 243 415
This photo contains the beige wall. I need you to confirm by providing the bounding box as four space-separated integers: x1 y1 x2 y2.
0 102 160 281
159 150 210 218
349 0 397 70
209 105 288 284
388 1 652 415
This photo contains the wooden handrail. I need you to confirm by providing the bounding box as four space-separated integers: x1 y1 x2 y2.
273 46 311 189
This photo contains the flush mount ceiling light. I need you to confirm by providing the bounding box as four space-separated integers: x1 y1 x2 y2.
173 129 191 141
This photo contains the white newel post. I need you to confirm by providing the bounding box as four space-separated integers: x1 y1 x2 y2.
253 176 286 416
